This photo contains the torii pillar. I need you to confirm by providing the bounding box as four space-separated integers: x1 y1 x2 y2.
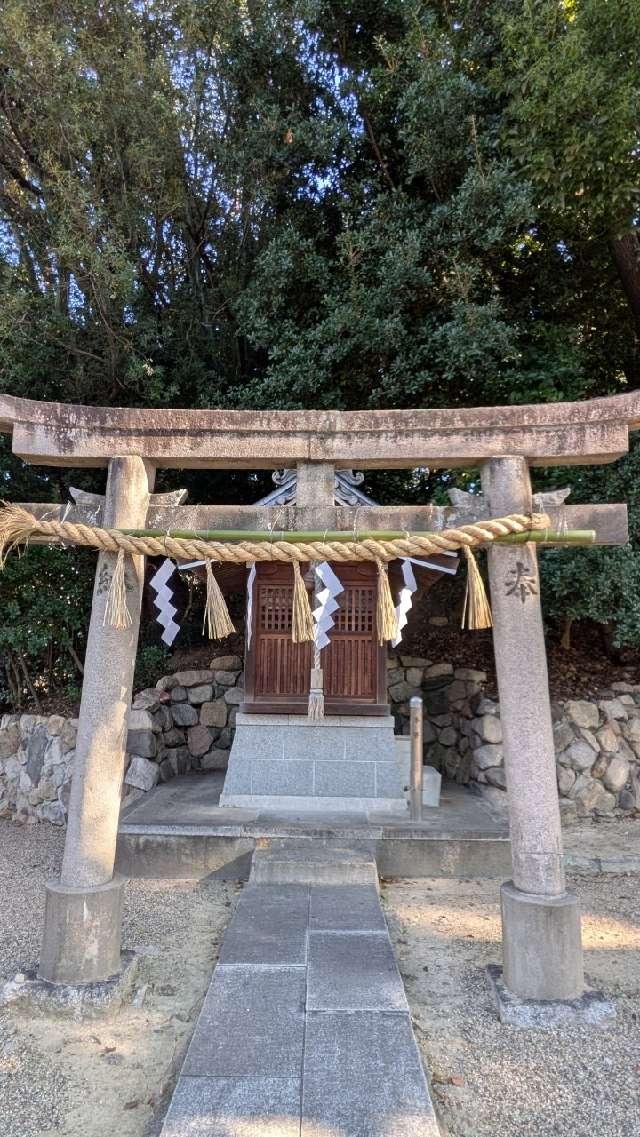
39 456 154 984
482 457 583 1003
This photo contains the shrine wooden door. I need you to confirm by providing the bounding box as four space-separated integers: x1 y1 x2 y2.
242 562 388 715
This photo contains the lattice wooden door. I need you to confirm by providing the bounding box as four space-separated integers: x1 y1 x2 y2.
243 562 387 714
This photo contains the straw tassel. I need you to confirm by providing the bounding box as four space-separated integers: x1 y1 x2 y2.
103 549 133 630
308 644 325 721
203 560 235 640
461 546 492 630
376 559 399 645
291 560 314 643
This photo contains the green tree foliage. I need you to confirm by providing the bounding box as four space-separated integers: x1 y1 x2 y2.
0 545 94 707
2 0 636 413
0 0 638 701
540 435 640 650
498 0 640 359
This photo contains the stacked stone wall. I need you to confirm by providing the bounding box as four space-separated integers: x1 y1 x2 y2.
466 688 640 821
0 714 77 825
387 652 640 820
1 649 639 824
387 654 487 782
0 652 244 824
125 654 244 792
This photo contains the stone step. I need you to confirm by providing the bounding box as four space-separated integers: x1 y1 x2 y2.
249 838 379 886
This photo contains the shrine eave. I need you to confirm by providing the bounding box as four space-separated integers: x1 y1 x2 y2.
1 389 639 469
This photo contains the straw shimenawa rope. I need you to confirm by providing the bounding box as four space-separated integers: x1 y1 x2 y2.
203 560 236 640
0 504 550 566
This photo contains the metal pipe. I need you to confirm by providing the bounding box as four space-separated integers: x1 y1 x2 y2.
409 695 423 821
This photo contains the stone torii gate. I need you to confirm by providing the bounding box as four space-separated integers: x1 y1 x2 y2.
0 390 636 1014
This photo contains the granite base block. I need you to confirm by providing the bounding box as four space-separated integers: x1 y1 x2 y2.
220 793 407 813
0 951 139 1019
486 964 616 1028
220 715 402 808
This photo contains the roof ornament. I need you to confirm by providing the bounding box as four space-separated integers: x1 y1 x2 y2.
258 469 377 507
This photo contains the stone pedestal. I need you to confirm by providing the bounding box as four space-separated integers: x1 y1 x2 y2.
482 457 586 1005
220 713 405 812
500 881 583 1000
38 877 125 984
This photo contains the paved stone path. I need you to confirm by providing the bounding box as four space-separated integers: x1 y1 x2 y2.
160 840 440 1136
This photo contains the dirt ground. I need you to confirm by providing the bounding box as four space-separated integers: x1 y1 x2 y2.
383 873 640 1137
0 821 240 1137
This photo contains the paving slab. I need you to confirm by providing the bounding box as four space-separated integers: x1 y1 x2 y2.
162 1076 301 1137
307 930 408 1011
160 838 438 1137
218 884 309 966
182 966 305 1078
309 884 387 932
302 1010 440 1137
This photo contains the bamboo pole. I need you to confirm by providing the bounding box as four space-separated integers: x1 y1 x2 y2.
120 526 595 546
497 529 595 546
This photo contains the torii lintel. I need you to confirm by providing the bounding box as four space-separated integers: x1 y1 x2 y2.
1 390 640 468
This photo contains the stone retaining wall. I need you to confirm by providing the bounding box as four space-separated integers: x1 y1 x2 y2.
0 714 77 825
0 652 244 824
387 653 640 820
124 654 244 793
1 650 639 824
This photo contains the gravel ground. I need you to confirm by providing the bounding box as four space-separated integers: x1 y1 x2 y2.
0 821 240 1137
1 818 639 1137
382 873 640 1137
564 814 640 869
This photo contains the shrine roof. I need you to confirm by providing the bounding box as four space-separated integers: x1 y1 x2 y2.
1 389 640 468
257 469 377 508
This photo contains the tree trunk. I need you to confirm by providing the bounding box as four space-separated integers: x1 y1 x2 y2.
5 658 20 709
611 230 640 326
17 651 41 711
9 654 23 710
66 641 85 677
599 621 620 663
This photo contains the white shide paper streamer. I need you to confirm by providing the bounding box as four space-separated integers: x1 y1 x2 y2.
392 554 458 648
246 564 256 647
150 558 181 646
313 561 344 649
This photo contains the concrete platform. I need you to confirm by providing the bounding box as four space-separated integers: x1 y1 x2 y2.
117 772 510 880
